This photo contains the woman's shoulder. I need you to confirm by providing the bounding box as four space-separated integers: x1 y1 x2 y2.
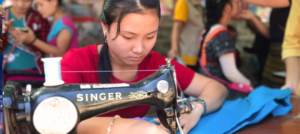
213 29 233 39
147 51 182 67
149 51 162 58
208 30 235 45
138 51 166 69
60 16 76 26
62 44 98 64
149 51 167 63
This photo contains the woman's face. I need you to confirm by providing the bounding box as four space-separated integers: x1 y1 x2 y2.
34 0 58 18
11 0 32 14
104 12 159 66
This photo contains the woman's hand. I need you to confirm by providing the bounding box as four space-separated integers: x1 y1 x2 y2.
281 57 300 95
154 102 204 134
12 27 36 45
281 83 298 95
168 48 179 60
235 10 255 20
178 102 204 133
3 19 15 34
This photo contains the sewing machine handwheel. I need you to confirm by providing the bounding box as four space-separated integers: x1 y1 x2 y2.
3 107 18 134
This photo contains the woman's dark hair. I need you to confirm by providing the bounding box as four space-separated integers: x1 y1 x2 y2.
98 0 161 83
227 25 237 40
227 25 236 33
58 0 62 6
197 0 232 68
46 0 63 6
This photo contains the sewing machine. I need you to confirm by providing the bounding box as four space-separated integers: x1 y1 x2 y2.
2 59 196 134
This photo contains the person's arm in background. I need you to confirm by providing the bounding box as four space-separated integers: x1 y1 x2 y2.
12 27 72 57
2 19 15 49
236 10 269 38
242 0 290 8
282 58 299 94
169 21 184 59
219 53 251 85
281 0 300 95
168 0 188 59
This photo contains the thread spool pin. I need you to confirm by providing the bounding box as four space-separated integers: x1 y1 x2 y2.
26 84 32 96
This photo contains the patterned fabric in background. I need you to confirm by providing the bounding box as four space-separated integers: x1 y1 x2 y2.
1 53 3 133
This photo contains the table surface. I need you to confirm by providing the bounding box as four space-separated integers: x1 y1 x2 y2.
145 95 300 134
236 95 300 134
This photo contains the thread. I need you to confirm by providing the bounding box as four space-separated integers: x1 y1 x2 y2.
42 57 64 86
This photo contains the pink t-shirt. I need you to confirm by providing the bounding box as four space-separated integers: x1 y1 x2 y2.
47 16 78 50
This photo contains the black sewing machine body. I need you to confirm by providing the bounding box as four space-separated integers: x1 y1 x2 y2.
3 63 194 134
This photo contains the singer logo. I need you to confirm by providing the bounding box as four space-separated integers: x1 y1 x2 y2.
77 92 122 102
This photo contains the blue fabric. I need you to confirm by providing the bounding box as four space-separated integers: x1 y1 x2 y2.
5 10 36 70
47 18 74 41
4 45 37 70
140 86 293 134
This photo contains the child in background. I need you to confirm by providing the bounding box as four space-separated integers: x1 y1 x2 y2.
198 0 253 100
2 0 50 89
11 0 79 57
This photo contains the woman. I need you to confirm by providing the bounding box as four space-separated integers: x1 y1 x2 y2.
61 0 228 134
12 0 78 57
198 0 252 99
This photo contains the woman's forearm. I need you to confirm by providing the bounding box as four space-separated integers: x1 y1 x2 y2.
219 53 251 85
33 39 67 57
77 117 166 134
242 0 290 7
250 16 269 38
185 73 228 114
198 80 228 114
171 21 184 50
77 117 138 134
284 57 300 89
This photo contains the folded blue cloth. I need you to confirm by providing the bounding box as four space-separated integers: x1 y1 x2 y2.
140 86 293 134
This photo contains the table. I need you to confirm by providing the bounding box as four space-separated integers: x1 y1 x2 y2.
145 95 300 134
236 95 300 134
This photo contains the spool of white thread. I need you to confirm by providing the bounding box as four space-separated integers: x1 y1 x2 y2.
42 57 64 86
